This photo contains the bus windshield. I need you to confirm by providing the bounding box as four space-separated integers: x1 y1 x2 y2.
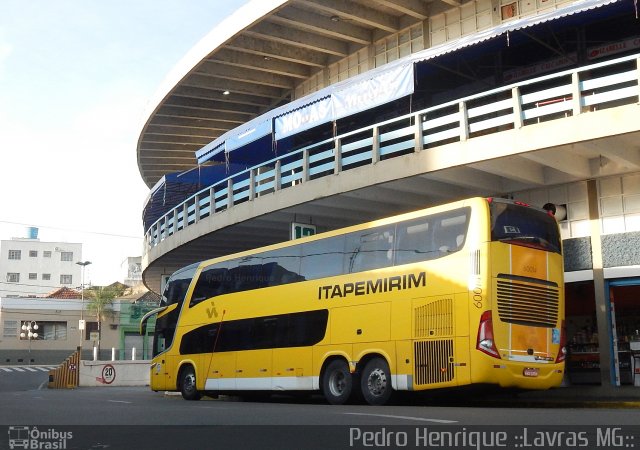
160 263 198 307
490 201 561 254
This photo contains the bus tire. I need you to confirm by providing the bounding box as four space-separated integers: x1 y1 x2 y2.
360 357 392 406
322 359 352 405
180 366 202 401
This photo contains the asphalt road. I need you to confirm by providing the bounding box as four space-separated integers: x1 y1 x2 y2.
1 371 639 450
0 365 53 392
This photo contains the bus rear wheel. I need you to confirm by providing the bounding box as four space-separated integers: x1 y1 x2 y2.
322 359 352 405
360 358 392 406
180 366 202 401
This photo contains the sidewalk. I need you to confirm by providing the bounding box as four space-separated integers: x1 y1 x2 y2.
492 385 640 408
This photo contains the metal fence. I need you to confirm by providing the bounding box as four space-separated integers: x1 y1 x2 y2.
145 53 640 250
47 348 80 389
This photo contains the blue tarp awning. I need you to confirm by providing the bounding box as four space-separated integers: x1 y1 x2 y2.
143 164 247 230
195 62 415 165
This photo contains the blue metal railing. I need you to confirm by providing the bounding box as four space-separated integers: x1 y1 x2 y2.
145 53 640 250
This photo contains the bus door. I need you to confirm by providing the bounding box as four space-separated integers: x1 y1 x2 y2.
140 305 176 392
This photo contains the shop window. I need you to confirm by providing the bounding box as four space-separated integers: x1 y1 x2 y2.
39 321 67 340
565 281 600 385
610 284 640 385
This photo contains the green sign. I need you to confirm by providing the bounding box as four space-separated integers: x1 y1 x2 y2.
291 222 316 239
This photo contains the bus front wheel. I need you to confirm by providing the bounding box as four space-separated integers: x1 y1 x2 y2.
322 359 352 405
360 358 392 406
180 366 202 401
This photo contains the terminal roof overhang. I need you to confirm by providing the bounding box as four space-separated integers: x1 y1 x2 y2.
136 0 620 188
135 0 494 188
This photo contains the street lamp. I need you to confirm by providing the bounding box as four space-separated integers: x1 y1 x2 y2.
76 261 92 347
20 321 39 364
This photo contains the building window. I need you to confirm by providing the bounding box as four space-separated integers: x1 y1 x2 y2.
29 250 38 257
42 273 51 281
60 274 73 285
28 273 37 280
60 252 73 262
3 320 18 338
21 321 67 340
6 273 19 283
85 322 99 340
8 250 21 260
43 251 52 258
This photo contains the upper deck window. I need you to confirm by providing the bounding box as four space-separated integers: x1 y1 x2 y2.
490 201 561 254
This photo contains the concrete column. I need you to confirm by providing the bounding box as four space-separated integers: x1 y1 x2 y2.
334 138 342 175
571 72 582 117
173 207 178 234
414 114 424 152
459 101 469 141
512 87 523 129
587 179 612 386
182 203 188 229
372 126 380 164
249 169 256 201
227 179 234 208
274 160 281 191
302 149 310 182
194 194 200 223
636 58 640 103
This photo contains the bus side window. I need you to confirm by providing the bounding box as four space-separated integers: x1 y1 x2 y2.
300 236 346 280
395 218 436 265
345 225 395 273
262 247 302 287
434 211 470 253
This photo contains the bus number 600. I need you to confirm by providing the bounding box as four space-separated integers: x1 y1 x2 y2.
473 287 483 309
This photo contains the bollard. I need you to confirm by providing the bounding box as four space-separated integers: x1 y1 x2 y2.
112 348 116 361
132 347 136 361
93 346 98 361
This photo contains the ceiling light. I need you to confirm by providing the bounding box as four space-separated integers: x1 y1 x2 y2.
330 15 340 22
222 90 230 95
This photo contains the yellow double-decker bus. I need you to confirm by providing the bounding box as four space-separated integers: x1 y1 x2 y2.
141 197 565 405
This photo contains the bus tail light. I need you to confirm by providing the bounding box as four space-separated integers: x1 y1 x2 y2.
555 320 567 363
476 311 500 359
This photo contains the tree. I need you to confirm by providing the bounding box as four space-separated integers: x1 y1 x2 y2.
85 286 121 352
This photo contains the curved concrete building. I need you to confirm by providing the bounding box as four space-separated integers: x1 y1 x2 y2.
137 0 640 386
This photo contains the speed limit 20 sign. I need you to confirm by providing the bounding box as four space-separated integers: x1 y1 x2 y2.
101 364 116 384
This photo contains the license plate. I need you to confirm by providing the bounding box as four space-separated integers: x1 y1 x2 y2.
523 367 539 377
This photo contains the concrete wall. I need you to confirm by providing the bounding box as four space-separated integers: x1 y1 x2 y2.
79 360 150 387
564 231 640 274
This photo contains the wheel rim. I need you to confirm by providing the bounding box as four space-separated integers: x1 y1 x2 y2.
329 370 347 397
366 368 387 397
184 373 196 394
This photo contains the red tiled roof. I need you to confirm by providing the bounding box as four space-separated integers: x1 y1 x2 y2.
45 287 82 299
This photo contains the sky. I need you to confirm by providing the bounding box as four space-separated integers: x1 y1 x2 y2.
0 0 248 286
